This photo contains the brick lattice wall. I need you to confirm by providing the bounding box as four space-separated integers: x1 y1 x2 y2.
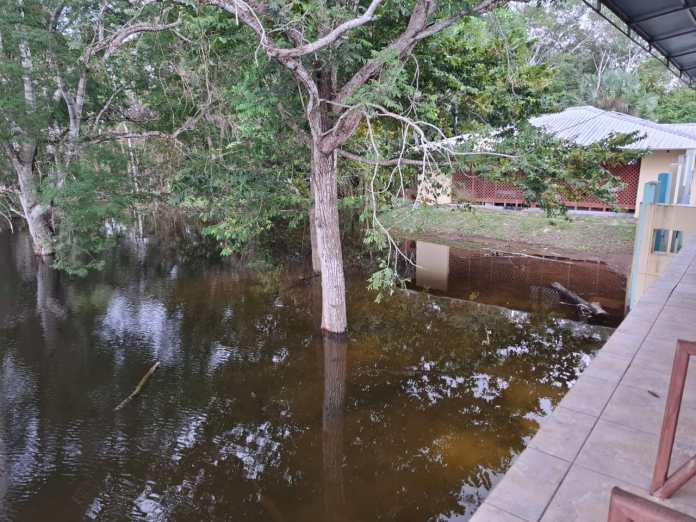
453 161 641 211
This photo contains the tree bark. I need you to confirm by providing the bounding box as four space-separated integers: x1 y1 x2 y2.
309 207 321 274
311 145 347 333
18 172 54 256
10 147 55 256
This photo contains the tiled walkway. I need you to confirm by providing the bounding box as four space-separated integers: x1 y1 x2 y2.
471 239 696 521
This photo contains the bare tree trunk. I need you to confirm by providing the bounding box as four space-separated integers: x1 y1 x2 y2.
311 145 347 334
309 207 321 274
12 153 55 256
13 31 55 256
204 0 504 335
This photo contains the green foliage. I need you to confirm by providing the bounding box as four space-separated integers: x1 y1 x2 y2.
464 125 646 215
0 0 189 274
417 11 557 133
656 87 696 123
367 265 398 303
47 148 135 276
139 6 315 259
575 69 659 118
183 165 308 257
1 0 674 286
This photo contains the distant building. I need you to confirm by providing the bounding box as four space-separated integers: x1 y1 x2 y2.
441 106 696 215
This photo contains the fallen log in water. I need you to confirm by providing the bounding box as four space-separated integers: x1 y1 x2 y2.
551 282 607 316
114 361 161 411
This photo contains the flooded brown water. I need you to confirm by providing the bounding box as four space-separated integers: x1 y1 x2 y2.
407 240 627 327
0 230 616 521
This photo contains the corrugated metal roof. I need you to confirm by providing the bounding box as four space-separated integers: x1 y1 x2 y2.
529 106 696 150
662 123 696 136
584 1 696 86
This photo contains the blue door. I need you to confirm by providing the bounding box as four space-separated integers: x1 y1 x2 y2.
656 172 672 204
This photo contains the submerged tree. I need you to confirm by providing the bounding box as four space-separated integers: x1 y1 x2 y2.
198 0 516 333
0 1 180 257
0 0 659 333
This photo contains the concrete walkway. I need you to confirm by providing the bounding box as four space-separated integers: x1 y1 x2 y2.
471 239 696 521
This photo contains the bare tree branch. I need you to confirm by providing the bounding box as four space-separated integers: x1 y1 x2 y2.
86 105 208 146
414 0 508 41
201 0 384 58
90 17 182 61
270 0 384 57
338 149 426 166
200 0 323 133
92 85 126 132
336 0 505 105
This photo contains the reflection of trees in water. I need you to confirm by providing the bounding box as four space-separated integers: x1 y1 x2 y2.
0 421 5 522
336 288 608 519
99 291 183 367
0 231 37 328
322 334 347 522
0 343 42 520
0 230 610 521
36 259 67 352
0 353 31 521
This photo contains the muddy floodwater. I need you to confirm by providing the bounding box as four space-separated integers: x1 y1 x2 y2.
0 230 620 521
407 240 627 327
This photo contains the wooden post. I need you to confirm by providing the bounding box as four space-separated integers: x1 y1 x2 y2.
608 487 696 521
651 340 696 498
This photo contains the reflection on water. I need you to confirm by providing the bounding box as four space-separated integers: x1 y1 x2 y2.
0 230 613 521
410 240 627 326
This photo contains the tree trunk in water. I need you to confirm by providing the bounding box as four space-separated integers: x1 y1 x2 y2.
311 146 347 334
15 162 54 257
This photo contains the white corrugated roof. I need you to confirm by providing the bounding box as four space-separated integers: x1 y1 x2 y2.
661 123 696 138
529 106 696 150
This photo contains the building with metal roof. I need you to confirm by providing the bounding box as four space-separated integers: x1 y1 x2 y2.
530 106 696 150
425 106 696 215
529 106 696 215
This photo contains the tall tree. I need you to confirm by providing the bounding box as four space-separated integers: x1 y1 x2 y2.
0 0 179 256
199 0 511 333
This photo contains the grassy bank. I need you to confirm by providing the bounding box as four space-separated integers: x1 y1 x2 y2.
382 205 636 268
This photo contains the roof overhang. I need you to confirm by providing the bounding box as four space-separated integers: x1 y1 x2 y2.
583 0 696 86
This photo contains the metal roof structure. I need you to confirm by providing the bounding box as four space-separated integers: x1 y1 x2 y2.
583 1 696 86
529 106 696 150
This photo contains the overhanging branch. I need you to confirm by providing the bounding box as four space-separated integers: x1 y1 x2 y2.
338 149 426 166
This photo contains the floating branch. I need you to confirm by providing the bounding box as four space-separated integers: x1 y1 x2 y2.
114 361 161 411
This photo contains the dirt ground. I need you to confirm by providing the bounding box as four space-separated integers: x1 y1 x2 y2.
382 205 636 275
